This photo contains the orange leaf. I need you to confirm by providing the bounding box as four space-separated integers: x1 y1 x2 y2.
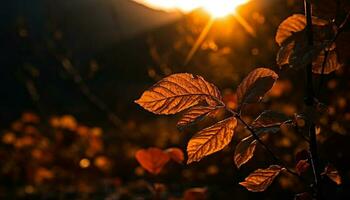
239 165 284 192
322 164 342 185
236 68 278 106
187 117 237 164
165 147 184 164
135 147 170 175
177 106 218 130
135 73 222 115
234 136 257 168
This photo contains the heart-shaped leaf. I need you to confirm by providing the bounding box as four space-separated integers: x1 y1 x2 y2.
135 147 170 175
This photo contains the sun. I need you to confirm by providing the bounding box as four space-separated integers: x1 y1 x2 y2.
201 0 249 18
133 0 250 18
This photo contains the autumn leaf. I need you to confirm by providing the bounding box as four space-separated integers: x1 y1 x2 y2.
236 68 278 107
135 147 170 175
165 147 184 164
239 165 284 192
275 14 328 46
135 73 222 115
234 136 257 168
177 106 219 130
187 117 237 164
295 159 310 175
322 164 342 185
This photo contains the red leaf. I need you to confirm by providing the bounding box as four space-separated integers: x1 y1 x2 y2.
165 147 184 164
135 147 170 175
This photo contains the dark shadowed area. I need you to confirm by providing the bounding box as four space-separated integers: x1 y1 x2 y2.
1 0 350 199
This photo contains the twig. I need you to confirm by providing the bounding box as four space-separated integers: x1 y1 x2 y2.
304 1 322 199
224 107 303 180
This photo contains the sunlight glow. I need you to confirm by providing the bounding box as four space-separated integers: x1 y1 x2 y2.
134 0 250 18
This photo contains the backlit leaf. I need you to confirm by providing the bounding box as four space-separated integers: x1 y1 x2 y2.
239 165 284 192
165 147 184 164
135 147 170 175
177 106 219 130
234 136 257 168
275 14 328 46
322 164 342 185
135 73 222 115
187 117 237 164
236 68 278 106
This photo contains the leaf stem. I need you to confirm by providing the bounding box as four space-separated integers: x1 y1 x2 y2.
304 1 322 199
225 108 303 180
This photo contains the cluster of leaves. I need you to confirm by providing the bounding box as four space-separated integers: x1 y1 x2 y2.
276 14 343 74
135 10 348 194
135 68 287 191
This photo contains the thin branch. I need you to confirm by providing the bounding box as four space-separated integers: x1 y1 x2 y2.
304 1 322 199
225 108 303 180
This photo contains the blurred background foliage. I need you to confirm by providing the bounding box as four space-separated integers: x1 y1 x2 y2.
1 0 350 199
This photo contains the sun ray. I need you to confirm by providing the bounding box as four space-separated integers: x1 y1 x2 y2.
234 13 256 37
184 17 215 65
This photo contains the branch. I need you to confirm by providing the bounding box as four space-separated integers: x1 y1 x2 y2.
304 1 322 199
225 108 304 181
